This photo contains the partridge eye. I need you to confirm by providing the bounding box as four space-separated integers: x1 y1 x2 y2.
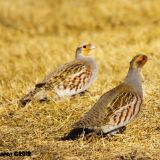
83 45 86 48
142 56 146 61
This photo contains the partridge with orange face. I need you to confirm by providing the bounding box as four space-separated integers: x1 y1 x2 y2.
62 54 148 140
19 43 98 107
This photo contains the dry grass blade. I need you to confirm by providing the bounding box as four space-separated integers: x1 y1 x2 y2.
0 0 160 159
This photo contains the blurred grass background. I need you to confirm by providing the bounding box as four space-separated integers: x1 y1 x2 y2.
0 0 160 159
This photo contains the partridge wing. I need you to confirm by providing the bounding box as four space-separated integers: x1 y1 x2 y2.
73 84 122 129
41 61 92 90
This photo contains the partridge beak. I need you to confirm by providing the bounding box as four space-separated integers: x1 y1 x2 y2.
90 44 96 50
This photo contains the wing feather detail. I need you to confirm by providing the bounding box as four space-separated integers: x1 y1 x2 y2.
41 61 92 90
73 84 142 131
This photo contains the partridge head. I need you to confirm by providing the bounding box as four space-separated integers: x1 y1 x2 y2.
130 54 148 69
75 43 96 59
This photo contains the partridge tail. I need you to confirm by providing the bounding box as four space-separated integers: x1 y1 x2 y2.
61 128 94 141
18 82 46 107
18 89 36 107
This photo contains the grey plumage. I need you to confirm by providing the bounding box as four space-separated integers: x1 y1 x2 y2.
62 54 148 140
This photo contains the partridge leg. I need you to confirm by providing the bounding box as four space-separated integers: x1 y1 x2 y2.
39 96 48 102
79 90 90 96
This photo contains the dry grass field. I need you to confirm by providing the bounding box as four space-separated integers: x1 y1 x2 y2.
0 0 160 159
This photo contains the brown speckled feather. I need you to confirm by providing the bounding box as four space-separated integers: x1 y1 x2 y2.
19 60 94 106
41 60 92 91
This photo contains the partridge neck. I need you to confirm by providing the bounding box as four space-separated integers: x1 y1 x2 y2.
124 67 142 95
76 55 95 65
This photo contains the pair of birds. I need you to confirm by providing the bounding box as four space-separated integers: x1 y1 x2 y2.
19 43 148 140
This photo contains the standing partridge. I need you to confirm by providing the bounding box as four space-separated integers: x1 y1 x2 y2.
19 43 98 107
62 54 148 140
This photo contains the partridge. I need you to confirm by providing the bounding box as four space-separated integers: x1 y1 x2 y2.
19 43 97 107
62 54 148 140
